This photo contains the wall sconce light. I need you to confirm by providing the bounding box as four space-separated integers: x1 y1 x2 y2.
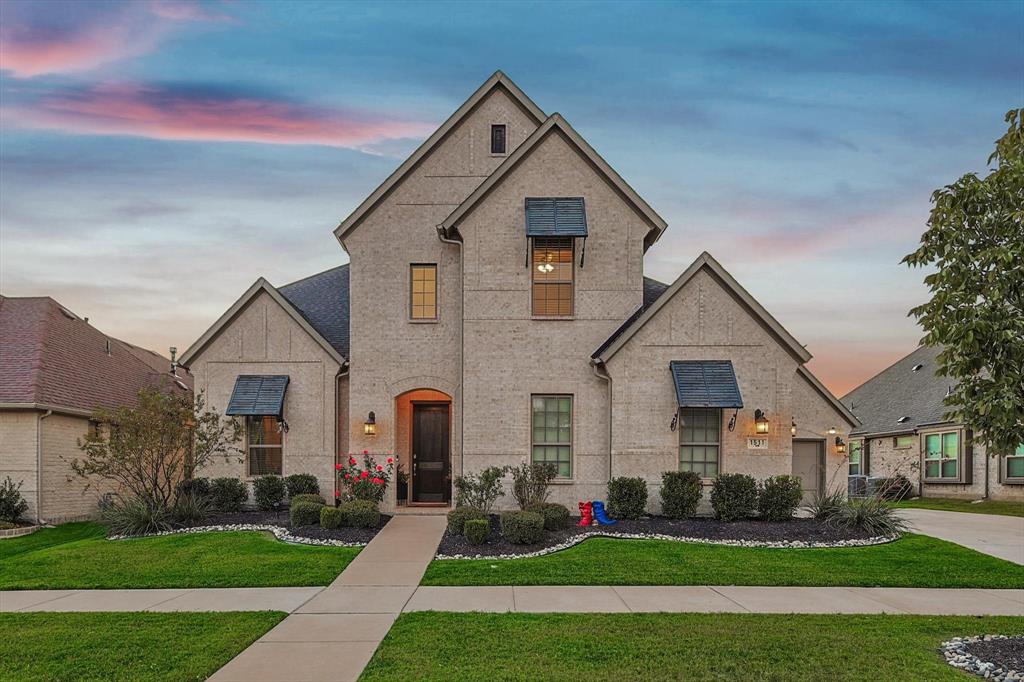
363 411 377 437
753 409 769 435
790 420 797 436
827 426 837 435
835 436 846 454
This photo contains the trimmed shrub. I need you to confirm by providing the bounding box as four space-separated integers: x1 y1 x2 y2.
509 462 557 509
453 466 506 512
526 502 571 531
0 476 30 522
320 505 344 529
209 477 248 512
285 473 320 497
874 475 913 501
607 477 648 519
175 477 211 501
340 500 380 529
757 475 803 521
464 518 490 545
500 510 544 545
447 506 488 535
171 492 211 526
290 493 326 507
290 501 323 527
826 497 908 536
253 475 287 511
710 473 757 521
101 497 172 536
660 471 702 519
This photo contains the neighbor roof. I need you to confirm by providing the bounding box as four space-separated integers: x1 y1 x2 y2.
0 295 190 416
842 345 955 437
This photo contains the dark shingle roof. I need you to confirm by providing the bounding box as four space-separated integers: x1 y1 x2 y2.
841 345 956 437
591 277 669 359
279 264 350 359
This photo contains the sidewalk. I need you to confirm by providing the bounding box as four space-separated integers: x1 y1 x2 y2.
900 507 1024 565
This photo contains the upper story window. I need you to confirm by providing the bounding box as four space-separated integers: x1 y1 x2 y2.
490 124 507 155
532 237 573 317
247 416 283 476
410 264 437 320
923 430 959 481
679 407 720 478
848 439 864 476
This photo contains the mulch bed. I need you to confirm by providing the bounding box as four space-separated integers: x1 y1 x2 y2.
963 637 1024 675
187 509 392 544
437 515 876 558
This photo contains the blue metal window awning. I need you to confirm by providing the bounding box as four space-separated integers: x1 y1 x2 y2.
226 375 290 417
669 361 743 408
524 197 588 237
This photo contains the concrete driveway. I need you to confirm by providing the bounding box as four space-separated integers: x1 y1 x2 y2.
899 508 1024 565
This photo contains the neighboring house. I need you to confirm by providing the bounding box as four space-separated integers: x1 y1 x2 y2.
0 295 192 523
842 345 1024 502
180 71 857 512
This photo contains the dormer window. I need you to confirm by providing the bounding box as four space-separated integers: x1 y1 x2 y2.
490 124 507 155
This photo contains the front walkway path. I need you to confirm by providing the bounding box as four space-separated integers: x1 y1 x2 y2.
900 507 1024 565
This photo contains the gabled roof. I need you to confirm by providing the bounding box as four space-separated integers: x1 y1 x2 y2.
179 275 346 368
440 114 668 249
591 277 669 359
334 71 546 248
841 344 954 437
591 252 812 364
0 295 189 416
279 264 350 359
798 365 859 428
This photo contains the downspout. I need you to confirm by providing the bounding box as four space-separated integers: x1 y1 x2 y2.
591 360 613 481
37 409 52 524
436 225 465 483
334 363 349 504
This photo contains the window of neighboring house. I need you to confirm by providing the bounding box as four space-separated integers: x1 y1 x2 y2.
679 408 720 478
849 439 863 476
490 124 507 154
1005 443 1024 483
531 395 572 478
894 435 914 449
923 431 959 481
247 416 283 476
410 264 437 320
532 237 573 317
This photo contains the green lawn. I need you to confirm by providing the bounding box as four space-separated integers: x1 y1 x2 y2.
895 497 1024 517
0 611 285 682
361 612 1024 681
0 522 359 589
421 534 1024 587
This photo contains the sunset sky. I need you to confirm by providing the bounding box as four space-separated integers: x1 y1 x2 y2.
1 0 1021 396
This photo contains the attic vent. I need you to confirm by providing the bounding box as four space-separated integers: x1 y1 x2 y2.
912 364 923 372
896 416 910 424
104 339 112 355
58 307 75 320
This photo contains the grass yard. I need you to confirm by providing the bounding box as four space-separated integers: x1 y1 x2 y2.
361 612 1024 681
894 497 1024 517
0 522 359 589
0 611 285 682
421 534 1024 587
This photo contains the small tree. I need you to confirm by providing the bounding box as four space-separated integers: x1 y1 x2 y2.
72 387 242 512
903 108 1024 458
508 462 557 510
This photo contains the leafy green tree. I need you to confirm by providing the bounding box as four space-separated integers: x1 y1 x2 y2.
903 108 1023 457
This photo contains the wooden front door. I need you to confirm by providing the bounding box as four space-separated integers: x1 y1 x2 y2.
412 403 450 503
792 440 824 505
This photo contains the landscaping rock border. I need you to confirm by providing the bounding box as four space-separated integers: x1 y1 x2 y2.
942 635 1024 681
109 523 368 548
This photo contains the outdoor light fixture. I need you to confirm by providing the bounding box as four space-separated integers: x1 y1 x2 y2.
790 420 797 436
835 436 846 454
363 411 377 437
754 409 769 435
828 426 837 435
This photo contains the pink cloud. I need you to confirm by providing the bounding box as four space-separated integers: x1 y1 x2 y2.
149 1 235 23
1 83 436 149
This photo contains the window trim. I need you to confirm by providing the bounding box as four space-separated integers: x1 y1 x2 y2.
409 263 439 322
848 439 864 476
530 394 573 480
490 123 508 156
245 415 284 478
678 407 721 480
893 434 914 450
1003 443 1024 484
921 428 965 484
530 236 575 319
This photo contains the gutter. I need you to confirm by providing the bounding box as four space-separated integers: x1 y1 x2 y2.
36 409 52 524
436 225 465 482
591 360 613 482
335 363 349 502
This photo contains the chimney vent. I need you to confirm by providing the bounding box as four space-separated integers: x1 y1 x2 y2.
104 339 111 355
169 347 178 375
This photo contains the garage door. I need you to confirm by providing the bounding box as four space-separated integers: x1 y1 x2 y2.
792 440 824 504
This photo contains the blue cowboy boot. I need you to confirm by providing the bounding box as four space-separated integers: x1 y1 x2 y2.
592 500 617 525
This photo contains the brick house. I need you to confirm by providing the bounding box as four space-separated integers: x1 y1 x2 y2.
180 71 857 512
0 295 192 522
842 344 1024 502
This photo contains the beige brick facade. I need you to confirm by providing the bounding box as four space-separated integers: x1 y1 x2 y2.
0 410 40 519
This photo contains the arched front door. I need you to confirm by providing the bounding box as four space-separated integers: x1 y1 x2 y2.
411 401 450 504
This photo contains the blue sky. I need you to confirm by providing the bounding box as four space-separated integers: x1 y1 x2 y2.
1 0 1021 394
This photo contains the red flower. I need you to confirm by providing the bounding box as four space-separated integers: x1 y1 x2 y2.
376 465 383 471
360 471 369 479
372 477 382 484
344 474 351 480
363 450 369 455
335 463 342 470
349 457 356 465
387 457 393 464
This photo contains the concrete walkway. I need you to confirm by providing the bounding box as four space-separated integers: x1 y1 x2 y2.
900 507 1024 565
0 587 321 613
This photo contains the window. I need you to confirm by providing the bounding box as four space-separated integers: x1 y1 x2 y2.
531 395 572 478
849 439 863 475
532 237 573 316
87 419 101 438
490 124 507 154
1005 443 1024 483
894 435 914 449
410 264 437 320
679 408 720 478
924 431 959 480
247 416 283 476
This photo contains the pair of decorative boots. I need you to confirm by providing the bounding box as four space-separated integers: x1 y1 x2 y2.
577 500 617 526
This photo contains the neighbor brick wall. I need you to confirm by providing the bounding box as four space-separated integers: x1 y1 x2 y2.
39 413 106 523
0 410 39 519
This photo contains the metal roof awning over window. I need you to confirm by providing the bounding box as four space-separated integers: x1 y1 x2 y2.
669 361 744 408
226 375 290 417
525 197 588 237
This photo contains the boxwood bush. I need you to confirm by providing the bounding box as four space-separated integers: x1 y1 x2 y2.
710 473 758 521
500 510 544 545
526 502 571 530
607 476 648 519
446 506 488 535
757 475 803 521
660 471 703 519
464 518 490 545
290 501 323 527
253 475 287 511
285 473 320 497
340 500 380 528
209 477 248 512
290 493 326 507
320 505 344 529
174 477 211 502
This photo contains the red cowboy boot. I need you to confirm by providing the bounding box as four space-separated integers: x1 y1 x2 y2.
578 501 594 527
